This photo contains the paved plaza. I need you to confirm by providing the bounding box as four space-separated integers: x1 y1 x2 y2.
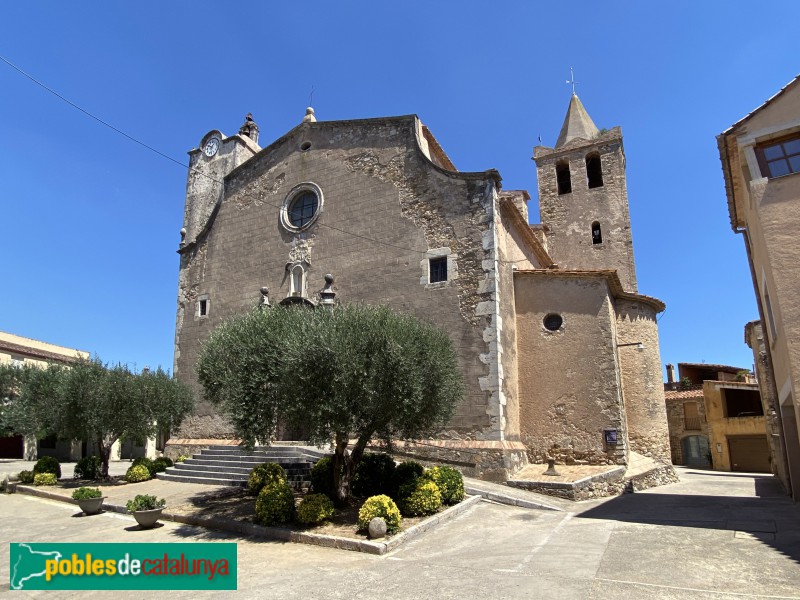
1 467 799 599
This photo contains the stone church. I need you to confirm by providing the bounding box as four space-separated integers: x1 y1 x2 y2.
172 96 671 481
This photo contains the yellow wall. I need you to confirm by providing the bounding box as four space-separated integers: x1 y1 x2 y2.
704 381 768 471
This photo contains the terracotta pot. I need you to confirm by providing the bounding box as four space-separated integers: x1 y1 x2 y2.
132 507 165 529
76 497 106 515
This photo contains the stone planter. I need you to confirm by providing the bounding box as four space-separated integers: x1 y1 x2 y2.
76 496 106 516
132 507 166 529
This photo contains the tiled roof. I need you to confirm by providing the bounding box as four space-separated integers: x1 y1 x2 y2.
664 389 704 400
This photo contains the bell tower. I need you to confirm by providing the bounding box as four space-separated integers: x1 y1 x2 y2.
534 94 637 292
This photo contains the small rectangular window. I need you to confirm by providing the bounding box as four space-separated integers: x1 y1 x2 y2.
756 134 800 178
429 257 448 283
198 298 208 317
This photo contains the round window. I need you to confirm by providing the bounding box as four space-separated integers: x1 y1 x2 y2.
543 313 563 332
281 183 324 232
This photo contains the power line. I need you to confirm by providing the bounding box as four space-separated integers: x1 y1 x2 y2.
0 53 534 266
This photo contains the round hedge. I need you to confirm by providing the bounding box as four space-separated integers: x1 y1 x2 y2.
392 460 423 497
151 457 173 474
310 456 338 499
18 470 35 484
131 457 155 476
255 481 296 526
33 456 61 479
297 493 335 525
399 480 441 517
352 453 396 498
125 464 152 483
248 462 287 496
357 495 402 534
423 466 465 505
74 456 102 480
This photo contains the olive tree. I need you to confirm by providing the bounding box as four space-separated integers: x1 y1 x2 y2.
2 358 194 479
197 304 463 503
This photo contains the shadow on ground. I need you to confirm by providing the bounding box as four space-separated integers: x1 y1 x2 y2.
578 474 800 564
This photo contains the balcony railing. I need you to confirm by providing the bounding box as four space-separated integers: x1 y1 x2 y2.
684 416 704 430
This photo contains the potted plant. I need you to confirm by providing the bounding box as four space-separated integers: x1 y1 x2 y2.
72 487 106 515
126 494 167 529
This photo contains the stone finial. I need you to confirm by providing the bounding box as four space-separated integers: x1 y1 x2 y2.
319 274 336 307
543 458 560 476
260 286 271 308
179 227 187 247
239 113 259 144
303 107 316 123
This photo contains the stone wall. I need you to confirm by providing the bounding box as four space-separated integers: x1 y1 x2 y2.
615 300 672 462
174 116 505 442
664 392 708 465
514 272 627 465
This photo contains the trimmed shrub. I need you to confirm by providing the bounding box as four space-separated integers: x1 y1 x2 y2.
357 495 402 534
131 457 154 475
423 466 465 505
72 487 102 500
392 460 424 498
126 494 165 512
34 473 57 486
18 470 35 484
352 453 396 498
33 456 61 479
297 493 335 525
125 464 152 483
310 456 337 499
255 481 296 526
151 457 173 474
398 480 441 517
74 456 102 480
248 462 287 496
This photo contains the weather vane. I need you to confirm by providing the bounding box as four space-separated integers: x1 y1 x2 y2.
566 66 578 95
309 85 314 106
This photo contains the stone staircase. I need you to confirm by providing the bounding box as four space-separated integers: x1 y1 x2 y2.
157 445 326 489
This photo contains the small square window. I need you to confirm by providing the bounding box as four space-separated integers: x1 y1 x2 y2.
429 257 448 283
756 134 800 178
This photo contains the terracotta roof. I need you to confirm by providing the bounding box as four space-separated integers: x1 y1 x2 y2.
513 268 666 313
664 389 704 400
678 362 748 373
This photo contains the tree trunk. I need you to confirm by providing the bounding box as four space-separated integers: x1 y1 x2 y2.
333 430 373 506
97 436 115 480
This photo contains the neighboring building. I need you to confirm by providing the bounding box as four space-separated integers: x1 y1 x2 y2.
0 331 89 459
718 74 800 498
172 96 673 482
664 362 771 473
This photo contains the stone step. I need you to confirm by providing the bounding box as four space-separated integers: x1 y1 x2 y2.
163 467 310 483
173 463 311 476
156 472 310 489
187 458 313 469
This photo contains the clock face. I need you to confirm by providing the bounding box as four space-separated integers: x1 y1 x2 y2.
203 136 220 157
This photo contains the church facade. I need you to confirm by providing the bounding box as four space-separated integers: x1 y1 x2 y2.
172 97 671 481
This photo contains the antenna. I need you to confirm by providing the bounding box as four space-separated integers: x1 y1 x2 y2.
309 85 314 106
566 66 578 95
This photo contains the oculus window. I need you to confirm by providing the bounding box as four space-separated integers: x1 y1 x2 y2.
281 182 324 232
543 313 563 331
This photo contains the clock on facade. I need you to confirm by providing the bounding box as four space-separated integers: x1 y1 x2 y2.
203 136 221 157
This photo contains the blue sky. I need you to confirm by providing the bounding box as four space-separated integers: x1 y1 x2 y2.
1 2 797 376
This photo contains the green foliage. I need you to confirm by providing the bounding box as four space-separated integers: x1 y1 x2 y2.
151 457 173 474
33 456 61 478
33 472 57 486
296 493 335 525
0 358 194 480
196 304 463 502
125 464 152 483
398 480 441 517
18 470 35 484
247 462 287 496
74 455 102 480
255 481 296 526
357 495 402 534
392 460 424 497
310 456 337 499
422 466 465 505
176 454 190 463
126 494 165 512
352 453 396 498
72 487 102 500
